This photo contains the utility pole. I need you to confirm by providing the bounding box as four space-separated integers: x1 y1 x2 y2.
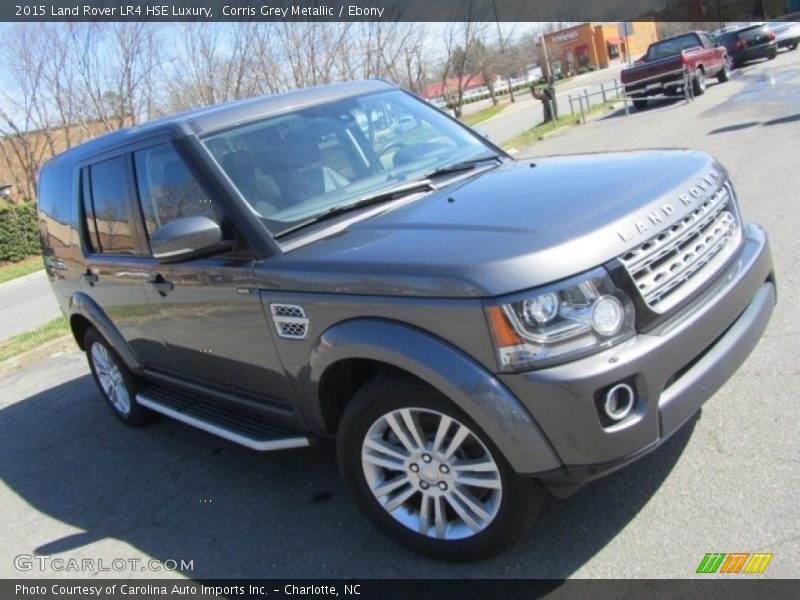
491 0 515 102
540 28 550 80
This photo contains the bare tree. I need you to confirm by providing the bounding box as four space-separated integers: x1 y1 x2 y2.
0 24 62 200
439 19 490 117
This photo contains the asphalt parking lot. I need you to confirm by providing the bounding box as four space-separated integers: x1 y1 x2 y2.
1 49 799 580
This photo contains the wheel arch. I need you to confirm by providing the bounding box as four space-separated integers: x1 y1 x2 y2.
69 292 141 372
307 318 561 475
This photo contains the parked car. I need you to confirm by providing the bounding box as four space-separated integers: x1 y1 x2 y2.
766 20 800 51
392 115 418 134
714 23 778 67
39 80 775 561
622 31 730 110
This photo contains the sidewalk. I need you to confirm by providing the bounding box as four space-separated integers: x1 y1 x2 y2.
0 269 62 341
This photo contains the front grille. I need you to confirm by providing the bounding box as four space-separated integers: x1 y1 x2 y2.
619 182 741 313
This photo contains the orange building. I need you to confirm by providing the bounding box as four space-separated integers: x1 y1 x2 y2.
537 22 659 78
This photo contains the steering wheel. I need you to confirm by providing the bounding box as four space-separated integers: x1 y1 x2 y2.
376 142 407 160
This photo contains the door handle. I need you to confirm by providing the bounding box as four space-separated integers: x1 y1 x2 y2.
81 271 99 285
147 275 173 296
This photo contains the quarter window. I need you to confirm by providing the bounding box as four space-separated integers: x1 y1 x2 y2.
133 143 219 238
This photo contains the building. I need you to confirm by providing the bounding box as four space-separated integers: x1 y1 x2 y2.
0 118 128 203
422 74 488 101
536 22 659 78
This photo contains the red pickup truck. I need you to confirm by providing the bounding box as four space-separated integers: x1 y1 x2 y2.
621 31 731 110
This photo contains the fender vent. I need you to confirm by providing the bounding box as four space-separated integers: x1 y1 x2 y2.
270 304 309 340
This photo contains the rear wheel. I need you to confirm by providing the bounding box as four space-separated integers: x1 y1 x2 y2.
692 68 706 95
768 48 777 60
85 328 153 426
337 372 544 561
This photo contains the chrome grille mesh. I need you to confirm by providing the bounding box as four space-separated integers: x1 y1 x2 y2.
619 182 741 313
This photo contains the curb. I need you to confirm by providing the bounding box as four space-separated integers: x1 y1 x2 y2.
0 268 45 291
0 334 77 378
509 101 623 154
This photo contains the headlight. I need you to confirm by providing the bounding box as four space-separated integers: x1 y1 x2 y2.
485 268 635 372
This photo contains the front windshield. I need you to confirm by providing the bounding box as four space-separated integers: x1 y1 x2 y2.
201 89 495 237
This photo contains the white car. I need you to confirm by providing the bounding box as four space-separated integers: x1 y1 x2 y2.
767 21 800 50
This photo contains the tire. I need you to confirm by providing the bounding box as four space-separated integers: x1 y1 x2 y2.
85 328 153 426
632 98 648 110
337 371 545 561
692 68 706 96
768 49 777 60
717 59 731 83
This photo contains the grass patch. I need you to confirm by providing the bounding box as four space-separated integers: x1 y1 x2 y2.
0 255 43 285
501 100 621 151
0 316 70 362
461 102 509 127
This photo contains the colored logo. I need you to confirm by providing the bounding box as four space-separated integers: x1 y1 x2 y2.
696 552 773 574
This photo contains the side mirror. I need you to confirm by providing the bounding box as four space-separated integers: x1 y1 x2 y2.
150 216 227 263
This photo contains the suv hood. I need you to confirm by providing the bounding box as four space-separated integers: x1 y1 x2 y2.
256 149 727 298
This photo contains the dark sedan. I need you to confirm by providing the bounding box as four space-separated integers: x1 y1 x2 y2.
715 23 777 67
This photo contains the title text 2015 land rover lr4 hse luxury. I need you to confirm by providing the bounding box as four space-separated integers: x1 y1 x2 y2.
39 81 775 561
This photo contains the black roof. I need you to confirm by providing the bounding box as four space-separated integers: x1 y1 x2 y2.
43 79 396 170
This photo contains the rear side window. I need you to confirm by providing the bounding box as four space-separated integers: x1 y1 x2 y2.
83 156 136 254
133 143 219 238
740 25 769 42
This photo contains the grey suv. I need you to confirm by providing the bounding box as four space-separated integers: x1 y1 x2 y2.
38 80 775 561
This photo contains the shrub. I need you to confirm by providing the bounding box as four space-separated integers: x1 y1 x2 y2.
0 202 40 262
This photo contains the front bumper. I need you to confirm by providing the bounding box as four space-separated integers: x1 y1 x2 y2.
501 223 774 494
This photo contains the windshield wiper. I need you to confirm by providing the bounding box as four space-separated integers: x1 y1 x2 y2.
273 178 434 239
424 154 502 179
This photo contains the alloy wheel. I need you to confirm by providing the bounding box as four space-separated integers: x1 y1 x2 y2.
361 407 502 540
90 342 131 415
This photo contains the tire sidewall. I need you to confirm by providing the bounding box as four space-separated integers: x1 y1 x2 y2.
85 328 149 426
337 376 542 561
718 59 731 82
694 68 706 94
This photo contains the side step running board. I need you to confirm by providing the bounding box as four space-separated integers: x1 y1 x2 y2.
137 390 310 452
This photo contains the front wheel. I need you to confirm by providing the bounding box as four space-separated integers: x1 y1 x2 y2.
85 328 153 426
337 372 544 561
632 97 648 110
692 68 707 95
717 59 731 83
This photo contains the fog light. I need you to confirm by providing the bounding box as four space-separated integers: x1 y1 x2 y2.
591 295 624 336
604 383 635 421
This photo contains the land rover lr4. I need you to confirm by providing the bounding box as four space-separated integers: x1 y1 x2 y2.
39 80 775 561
